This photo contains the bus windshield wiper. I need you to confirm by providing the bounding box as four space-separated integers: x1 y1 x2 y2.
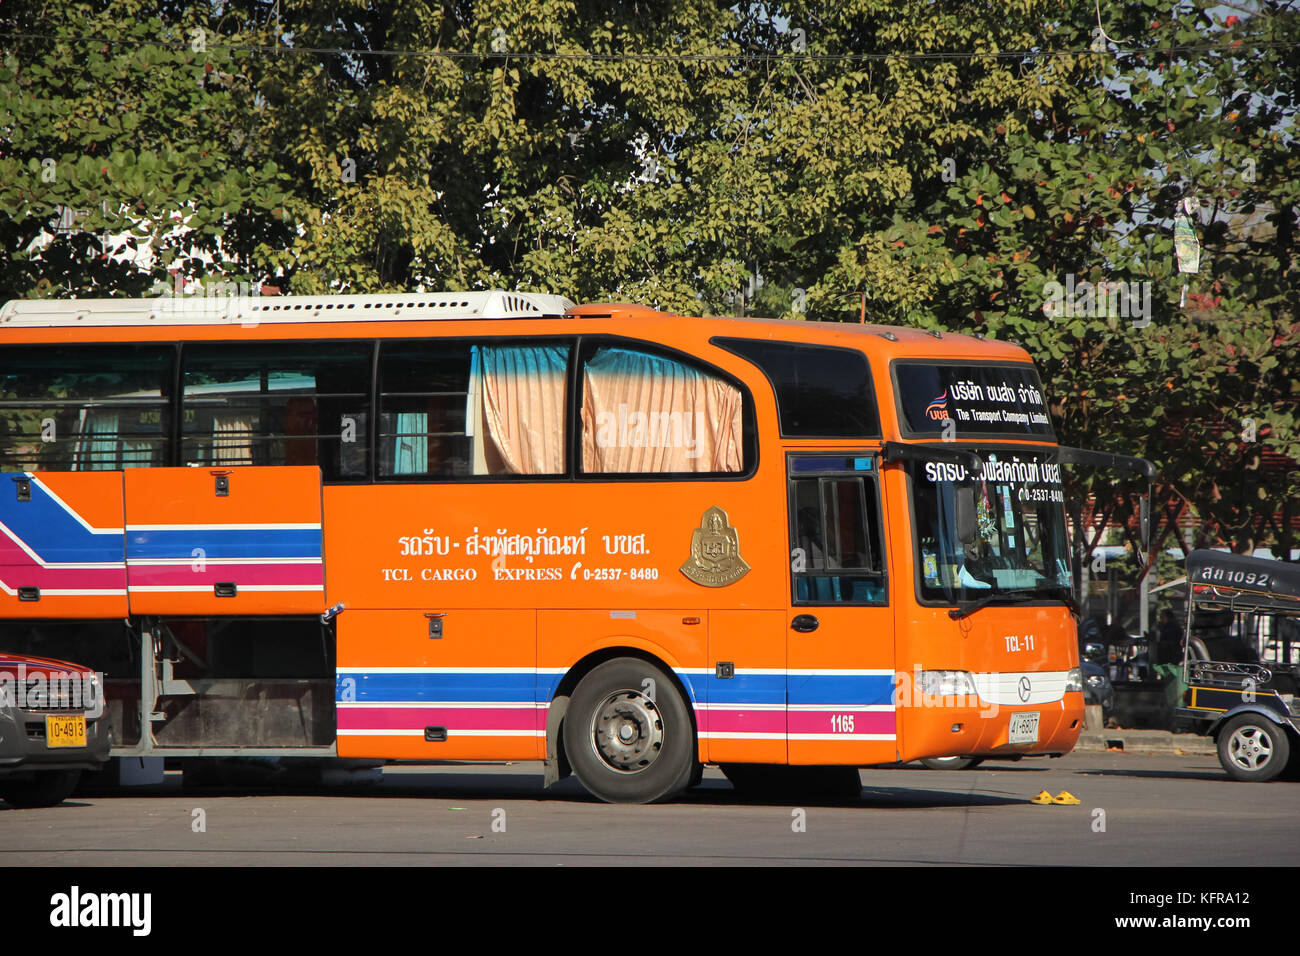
947 592 1038 621
948 587 1079 621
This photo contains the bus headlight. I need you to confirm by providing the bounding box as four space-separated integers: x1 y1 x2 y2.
918 671 978 697
1065 667 1083 693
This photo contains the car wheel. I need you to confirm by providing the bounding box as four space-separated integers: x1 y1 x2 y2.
1217 714 1291 782
0 770 82 808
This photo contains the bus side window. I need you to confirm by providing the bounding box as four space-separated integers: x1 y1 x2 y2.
0 345 173 471
580 345 745 474
712 339 880 439
181 343 370 479
378 341 569 479
790 475 885 605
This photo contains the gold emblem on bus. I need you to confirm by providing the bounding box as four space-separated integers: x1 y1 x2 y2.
681 506 750 587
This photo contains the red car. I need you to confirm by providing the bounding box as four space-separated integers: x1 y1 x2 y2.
0 655 111 807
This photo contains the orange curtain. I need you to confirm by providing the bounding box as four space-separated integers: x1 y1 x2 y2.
478 345 567 475
581 347 743 473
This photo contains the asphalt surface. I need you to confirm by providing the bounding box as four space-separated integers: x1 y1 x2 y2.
1 751 1296 866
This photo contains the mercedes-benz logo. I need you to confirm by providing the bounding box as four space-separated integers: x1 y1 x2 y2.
1018 676 1032 702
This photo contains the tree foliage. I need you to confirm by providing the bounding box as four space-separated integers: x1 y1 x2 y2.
1 0 1296 556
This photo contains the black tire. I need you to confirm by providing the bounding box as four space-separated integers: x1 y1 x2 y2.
563 658 696 804
721 764 862 800
0 770 82 808
687 761 705 789
1216 714 1291 782
918 756 984 771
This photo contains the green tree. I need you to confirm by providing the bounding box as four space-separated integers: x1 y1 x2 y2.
849 0 1299 561
3 0 1295 563
0 0 289 299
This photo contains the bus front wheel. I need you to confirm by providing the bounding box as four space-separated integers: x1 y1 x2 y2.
1217 714 1291 782
563 658 696 804
918 756 984 771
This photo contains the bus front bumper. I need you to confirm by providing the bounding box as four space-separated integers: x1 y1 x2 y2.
901 693 1085 762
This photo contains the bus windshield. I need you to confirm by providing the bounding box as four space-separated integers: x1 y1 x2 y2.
908 450 1071 604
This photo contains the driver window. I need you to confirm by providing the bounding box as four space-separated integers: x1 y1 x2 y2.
789 473 885 605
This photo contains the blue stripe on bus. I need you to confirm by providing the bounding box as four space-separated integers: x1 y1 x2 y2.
787 673 895 707
337 672 537 704
339 671 895 709
537 672 565 703
0 473 124 564
126 528 322 560
704 672 785 705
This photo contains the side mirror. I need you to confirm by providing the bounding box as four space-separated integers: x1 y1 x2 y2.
955 485 977 546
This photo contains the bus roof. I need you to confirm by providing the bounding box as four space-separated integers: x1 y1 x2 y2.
0 290 576 328
0 290 1031 364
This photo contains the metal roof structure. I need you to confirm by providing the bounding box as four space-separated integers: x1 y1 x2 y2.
0 290 576 328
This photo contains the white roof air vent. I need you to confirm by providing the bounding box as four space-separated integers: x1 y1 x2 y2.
0 290 575 328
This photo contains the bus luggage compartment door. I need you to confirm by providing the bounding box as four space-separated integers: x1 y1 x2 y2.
123 467 324 615
0 472 128 619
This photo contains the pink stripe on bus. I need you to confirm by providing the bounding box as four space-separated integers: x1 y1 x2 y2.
787 710 896 735
337 706 542 733
126 562 323 588
696 708 785 734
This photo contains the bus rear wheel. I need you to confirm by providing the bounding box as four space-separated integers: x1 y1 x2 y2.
563 658 696 804
1217 714 1291 782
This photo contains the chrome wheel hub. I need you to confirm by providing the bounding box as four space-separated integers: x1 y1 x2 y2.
591 689 664 774
1228 726 1273 771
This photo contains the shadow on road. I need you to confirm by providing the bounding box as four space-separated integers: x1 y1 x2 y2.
69 769 1028 810
1072 767 1228 782
877 762 1053 774
682 780 1024 809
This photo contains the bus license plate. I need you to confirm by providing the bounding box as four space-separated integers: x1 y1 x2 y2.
46 715 86 748
1008 712 1039 744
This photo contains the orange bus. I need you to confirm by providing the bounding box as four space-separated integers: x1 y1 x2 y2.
0 290 1151 802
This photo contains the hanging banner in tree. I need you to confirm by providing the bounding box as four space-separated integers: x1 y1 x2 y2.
1175 198 1201 274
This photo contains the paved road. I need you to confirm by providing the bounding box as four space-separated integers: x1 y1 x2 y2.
1 751 1296 866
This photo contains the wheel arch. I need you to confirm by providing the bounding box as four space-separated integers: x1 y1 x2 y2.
543 645 701 788
1206 704 1295 741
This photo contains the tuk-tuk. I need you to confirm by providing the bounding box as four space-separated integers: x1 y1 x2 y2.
1175 550 1300 782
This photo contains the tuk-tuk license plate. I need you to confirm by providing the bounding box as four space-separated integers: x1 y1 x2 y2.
1009 712 1039 744
46 715 86 748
